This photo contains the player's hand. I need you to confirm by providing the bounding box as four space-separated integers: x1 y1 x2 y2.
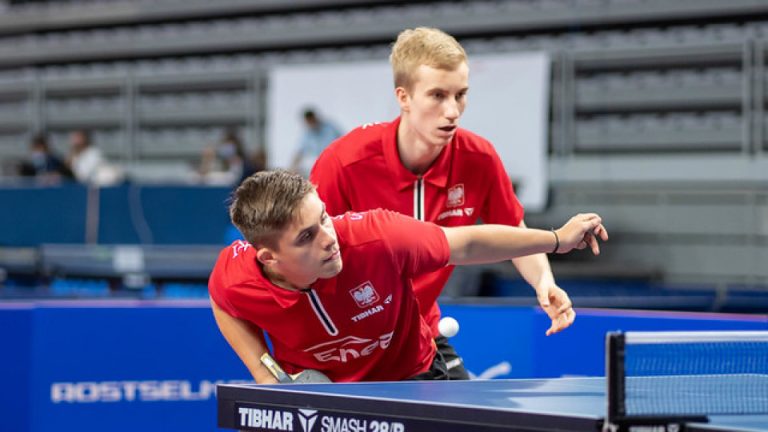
535 282 576 336
554 213 609 255
261 352 333 384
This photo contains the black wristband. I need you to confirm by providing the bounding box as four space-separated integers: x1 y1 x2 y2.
550 229 559 254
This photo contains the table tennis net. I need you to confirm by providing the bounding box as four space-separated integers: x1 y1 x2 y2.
608 331 768 418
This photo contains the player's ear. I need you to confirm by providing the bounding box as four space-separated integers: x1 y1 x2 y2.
256 247 277 266
395 87 410 112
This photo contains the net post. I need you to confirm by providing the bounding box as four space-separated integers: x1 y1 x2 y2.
606 331 626 429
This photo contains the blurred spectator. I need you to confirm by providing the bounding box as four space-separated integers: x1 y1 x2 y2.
66 129 122 186
198 128 257 185
250 147 267 174
219 145 266 244
18 133 73 182
290 108 341 176
199 131 267 244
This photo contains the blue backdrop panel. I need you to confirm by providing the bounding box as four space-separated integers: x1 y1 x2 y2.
94 185 142 244
97 185 233 245
440 305 768 380
439 305 536 378
140 186 232 244
531 308 768 377
0 184 234 246
0 184 87 246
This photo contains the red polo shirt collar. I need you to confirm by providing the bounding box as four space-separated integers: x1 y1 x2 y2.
254 265 302 309
382 117 453 191
258 244 340 309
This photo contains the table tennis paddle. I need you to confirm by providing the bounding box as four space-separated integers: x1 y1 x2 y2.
290 369 332 383
260 353 332 383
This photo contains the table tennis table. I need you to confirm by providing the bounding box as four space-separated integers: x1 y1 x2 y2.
216 377 768 432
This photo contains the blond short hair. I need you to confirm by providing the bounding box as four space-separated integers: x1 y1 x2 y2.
389 27 467 90
229 170 315 249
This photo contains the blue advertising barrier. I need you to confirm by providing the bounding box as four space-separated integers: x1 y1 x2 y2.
1 301 766 431
0 300 251 432
0 303 33 432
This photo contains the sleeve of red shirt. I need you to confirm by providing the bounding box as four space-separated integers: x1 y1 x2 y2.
310 148 352 216
481 145 525 226
208 247 241 318
375 210 451 277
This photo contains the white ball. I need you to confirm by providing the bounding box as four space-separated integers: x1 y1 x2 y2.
438 316 460 338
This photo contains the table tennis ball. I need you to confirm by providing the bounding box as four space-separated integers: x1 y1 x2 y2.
438 317 460 338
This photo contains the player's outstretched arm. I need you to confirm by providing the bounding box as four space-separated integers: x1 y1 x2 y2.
210 298 279 384
508 221 575 336
443 213 608 266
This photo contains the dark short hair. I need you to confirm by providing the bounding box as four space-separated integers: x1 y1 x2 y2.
229 169 315 249
72 129 92 146
31 133 48 148
303 109 317 121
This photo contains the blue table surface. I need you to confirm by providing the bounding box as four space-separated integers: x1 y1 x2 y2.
223 377 768 431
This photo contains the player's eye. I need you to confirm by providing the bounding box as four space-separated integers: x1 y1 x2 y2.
298 231 312 244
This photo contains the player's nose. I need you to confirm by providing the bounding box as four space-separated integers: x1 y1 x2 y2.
444 98 461 120
319 224 336 249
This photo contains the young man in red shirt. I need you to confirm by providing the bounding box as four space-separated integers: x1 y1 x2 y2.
209 169 607 383
310 27 570 379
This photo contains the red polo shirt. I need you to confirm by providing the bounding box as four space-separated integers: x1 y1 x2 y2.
208 209 450 382
311 117 524 336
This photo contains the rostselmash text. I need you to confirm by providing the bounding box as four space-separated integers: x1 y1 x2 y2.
51 379 250 403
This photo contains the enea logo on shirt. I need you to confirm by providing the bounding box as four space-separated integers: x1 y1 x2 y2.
446 184 465 207
349 281 379 308
304 332 394 363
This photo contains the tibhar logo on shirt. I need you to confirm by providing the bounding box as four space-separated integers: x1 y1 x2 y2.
446 184 465 208
351 305 383 323
349 281 379 308
437 207 474 221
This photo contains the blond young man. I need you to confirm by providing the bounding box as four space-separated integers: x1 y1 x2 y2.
209 170 607 383
311 27 570 379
